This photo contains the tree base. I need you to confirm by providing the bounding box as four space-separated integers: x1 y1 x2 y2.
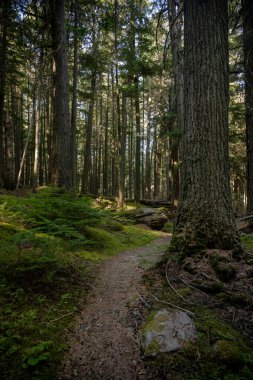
170 217 242 259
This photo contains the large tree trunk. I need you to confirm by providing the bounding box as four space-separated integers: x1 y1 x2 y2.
242 0 253 212
50 0 72 189
71 1 78 188
168 0 183 207
0 0 9 187
173 0 239 252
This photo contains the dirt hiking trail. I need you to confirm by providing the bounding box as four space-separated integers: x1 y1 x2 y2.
59 234 170 380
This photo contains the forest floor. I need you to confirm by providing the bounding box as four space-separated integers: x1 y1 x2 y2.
59 234 171 380
1 189 253 379
59 231 253 380
0 188 163 380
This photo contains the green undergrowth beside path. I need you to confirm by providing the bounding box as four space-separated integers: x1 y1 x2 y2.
0 187 161 380
143 233 253 380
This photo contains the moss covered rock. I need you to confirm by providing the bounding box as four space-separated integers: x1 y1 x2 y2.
142 309 197 357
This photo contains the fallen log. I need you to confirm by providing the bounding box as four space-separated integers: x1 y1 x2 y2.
140 199 171 208
236 214 253 223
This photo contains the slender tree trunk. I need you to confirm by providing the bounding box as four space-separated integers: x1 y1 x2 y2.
4 112 15 189
103 107 109 195
111 64 117 196
153 123 161 199
39 102 45 186
82 71 96 194
145 78 152 198
173 0 239 252
33 110 39 192
50 0 72 189
128 98 134 199
14 93 22 185
134 75 141 201
118 92 127 209
242 0 253 212
16 92 36 190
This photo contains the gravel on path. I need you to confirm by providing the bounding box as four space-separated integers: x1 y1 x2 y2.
59 234 170 380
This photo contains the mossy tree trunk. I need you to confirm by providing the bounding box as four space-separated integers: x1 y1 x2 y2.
173 0 239 253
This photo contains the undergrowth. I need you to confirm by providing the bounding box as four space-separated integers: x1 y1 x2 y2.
0 187 160 379
142 233 253 380
143 280 253 380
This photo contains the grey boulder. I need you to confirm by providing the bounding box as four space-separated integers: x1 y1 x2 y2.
142 309 197 356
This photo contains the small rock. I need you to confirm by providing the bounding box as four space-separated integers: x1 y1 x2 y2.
142 309 196 356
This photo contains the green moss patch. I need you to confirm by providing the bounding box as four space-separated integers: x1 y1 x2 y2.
162 221 174 233
143 247 253 380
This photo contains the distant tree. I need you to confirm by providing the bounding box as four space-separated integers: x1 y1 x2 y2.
173 0 239 252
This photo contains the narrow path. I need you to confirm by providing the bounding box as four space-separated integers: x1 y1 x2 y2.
59 234 170 380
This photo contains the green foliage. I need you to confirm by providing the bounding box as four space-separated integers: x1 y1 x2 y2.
0 187 104 252
0 187 161 379
162 221 174 233
242 234 253 252
84 226 116 248
22 341 52 368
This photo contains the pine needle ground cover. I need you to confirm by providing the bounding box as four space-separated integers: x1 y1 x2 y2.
0 188 160 380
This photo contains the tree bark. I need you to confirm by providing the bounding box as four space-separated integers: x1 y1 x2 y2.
0 0 9 187
128 98 134 199
168 0 183 207
242 0 253 212
103 106 109 195
118 92 127 209
82 70 96 194
173 0 239 252
4 112 15 189
33 110 39 192
134 75 141 201
50 0 72 189
71 1 78 188
145 78 152 199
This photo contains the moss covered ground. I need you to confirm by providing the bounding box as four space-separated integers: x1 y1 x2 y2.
0 188 161 380
142 228 253 380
